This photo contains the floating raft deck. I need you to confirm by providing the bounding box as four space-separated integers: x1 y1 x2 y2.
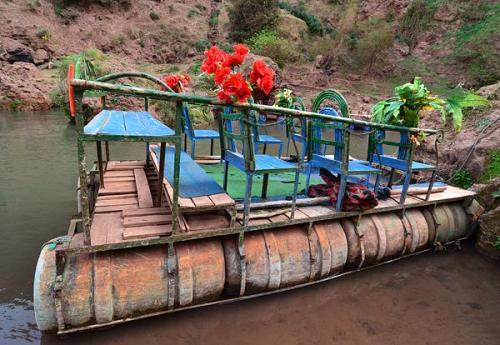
68 158 477 250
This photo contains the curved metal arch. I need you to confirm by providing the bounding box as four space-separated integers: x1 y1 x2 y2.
311 89 349 117
96 72 174 92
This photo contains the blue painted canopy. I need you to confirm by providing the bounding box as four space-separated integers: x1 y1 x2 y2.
152 146 225 198
84 110 174 138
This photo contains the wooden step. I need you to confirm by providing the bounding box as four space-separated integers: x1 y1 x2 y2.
123 214 172 228
134 169 153 208
123 225 172 240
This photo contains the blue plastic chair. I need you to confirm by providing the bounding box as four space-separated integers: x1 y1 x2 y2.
369 130 437 204
221 108 300 226
305 114 381 211
181 104 220 158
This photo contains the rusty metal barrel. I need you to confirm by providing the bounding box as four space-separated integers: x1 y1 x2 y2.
422 203 469 245
34 239 225 333
223 223 348 296
34 203 472 333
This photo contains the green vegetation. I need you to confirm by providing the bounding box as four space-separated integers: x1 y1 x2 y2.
193 39 210 53
209 9 220 26
278 1 324 35
228 0 279 42
246 30 298 68
452 3 500 85
10 99 22 112
25 0 40 11
372 78 489 130
452 169 473 189
399 0 438 52
149 11 160 21
481 150 500 182
111 33 126 45
353 17 393 72
188 9 201 18
36 27 51 41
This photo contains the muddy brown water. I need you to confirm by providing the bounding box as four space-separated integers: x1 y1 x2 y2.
1 111 499 344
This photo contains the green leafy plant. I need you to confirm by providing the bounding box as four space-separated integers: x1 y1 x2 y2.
452 169 473 189
246 30 298 68
10 99 22 112
274 88 301 108
372 77 489 130
480 150 500 182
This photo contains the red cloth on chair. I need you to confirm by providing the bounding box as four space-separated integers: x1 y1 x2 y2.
307 168 378 211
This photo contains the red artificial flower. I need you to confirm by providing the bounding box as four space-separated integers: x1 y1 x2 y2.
217 73 252 103
214 66 231 85
163 73 190 92
201 46 226 74
222 43 250 68
233 43 249 56
249 60 274 95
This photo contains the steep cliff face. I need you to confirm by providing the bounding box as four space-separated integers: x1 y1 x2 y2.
0 0 498 111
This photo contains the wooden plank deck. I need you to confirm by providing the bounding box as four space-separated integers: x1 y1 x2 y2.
89 160 475 246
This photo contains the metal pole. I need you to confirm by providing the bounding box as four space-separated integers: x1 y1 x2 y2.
96 141 105 189
157 142 166 207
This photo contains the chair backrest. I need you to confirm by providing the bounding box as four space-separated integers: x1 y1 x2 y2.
181 103 195 138
221 107 256 169
370 129 410 161
309 106 347 162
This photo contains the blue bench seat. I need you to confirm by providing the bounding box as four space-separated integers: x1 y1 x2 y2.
84 110 174 139
152 146 226 198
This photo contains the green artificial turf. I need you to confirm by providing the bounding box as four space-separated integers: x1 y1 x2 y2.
201 163 322 199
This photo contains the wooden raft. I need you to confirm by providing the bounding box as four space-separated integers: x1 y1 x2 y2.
91 160 175 245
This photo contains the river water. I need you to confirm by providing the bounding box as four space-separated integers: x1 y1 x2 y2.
0 111 499 344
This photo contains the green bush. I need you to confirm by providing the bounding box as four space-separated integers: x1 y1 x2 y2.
111 33 126 45
150 11 160 21
399 0 437 52
279 1 324 35
193 39 210 53
452 4 500 85
25 0 40 11
452 169 474 189
228 0 279 42
354 17 393 72
36 27 51 41
481 150 500 182
246 30 298 68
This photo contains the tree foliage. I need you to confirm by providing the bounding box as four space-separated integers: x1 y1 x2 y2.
227 0 279 42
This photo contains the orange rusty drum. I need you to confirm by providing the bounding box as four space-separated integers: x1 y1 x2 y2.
34 239 225 333
422 203 469 245
342 210 433 268
223 223 348 295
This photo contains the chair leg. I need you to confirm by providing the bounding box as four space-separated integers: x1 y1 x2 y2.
291 170 300 219
243 174 253 227
277 142 283 159
210 139 214 156
426 170 437 201
388 168 395 188
286 138 290 157
191 140 196 159
305 163 313 196
184 133 187 152
254 142 259 155
223 161 229 191
261 173 269 199
263 143 267 155
336 175 347 212
399 172 412 204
